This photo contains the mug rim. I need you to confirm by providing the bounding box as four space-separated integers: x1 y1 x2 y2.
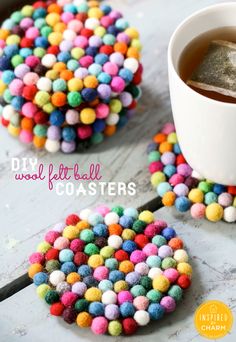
168 2 236 108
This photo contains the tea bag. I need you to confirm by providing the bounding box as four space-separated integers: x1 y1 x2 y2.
187 40 236 98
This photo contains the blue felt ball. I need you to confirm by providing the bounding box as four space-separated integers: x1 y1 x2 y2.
120 302 135 317
148 303 165 320
146 142 158 154
89 302 105 316
123 208 139 219
213 184 226 195
98 279 113 292
86 46 98 57
20 48 32 58
97 72 111 84
164 164 176 178
93 119 106 133
62 126 76 142
2 70 15 84
33 272 48 286
81 88 98 102
88 213 104 226
157 182 173 197
57 51 71 63
125 271 141 286
205 192 218 205
100 4 112 14
78 265 92 277
59 249 74 263
11 96 25 111
93 223 108 237
67 59 79 71
83 276 98 288
95 53 109 65
122 240 137 253
119 215 134 228
107 25 119 36
60 261 76 275
161 227 176 240
119 68 133 83
109 270 125 283
175 196 191 212
173 143 181 154
33 8 47 19
117 115 127 129
0 56 11 71
88 63 102 76
64 4 77 13
35 36 49 48
105 258 118 270
50 110 65 126
4 45 19 58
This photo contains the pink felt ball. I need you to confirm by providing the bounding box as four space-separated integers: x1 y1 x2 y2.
45 231 60 244
177 163 192 177
148 161 163 174
26 27 39 39
91 317 108 335
93 266 109 281
100 16 114 28
9 79 24 96
25 56 40 68
160 296 176 312
20 17 34 30
130 250 146 264
169 174 185 186
218 192 233 207
54 236 70 250
79 55 93 68
95 103 109 119
117 32 130 44
67 19 83 33
70 239 85 253
23 72 39 85
95 205 110 216
144 224 161 238
153 220 168 231
61 12 74 23
190 203 206 219
19 130 33 143
61 292 78 307
163 268 179 283
142 243 158 256
77 125 92 139
22 102 38 118
103 62 118 76
29 252 44 264
134 262 149 275
111 76 125 93
133 296 149 310
117 290 133 304
161 122 175 134
74 35 88 48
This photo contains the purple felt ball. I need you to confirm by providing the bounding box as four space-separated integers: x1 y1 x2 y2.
125 271 141 286
104 304 120 320
177 163 192 177
161 152 176 166
173 183 189 197
71 282 87 296
158 245 173 258
160 295 176 312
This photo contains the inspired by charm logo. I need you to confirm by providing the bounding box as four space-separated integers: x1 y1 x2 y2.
194 300 233 339
11 157 136 197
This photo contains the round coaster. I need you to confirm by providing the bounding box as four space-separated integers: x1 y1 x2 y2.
0 0 142 153
28 206 192 336
147 122 236 223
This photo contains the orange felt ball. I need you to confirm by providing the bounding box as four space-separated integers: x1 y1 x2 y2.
60 70 73 81
28 263 43 279
119 260 134 273
51 92 67 107
48 3 62 14
108 224 123 236
162 191 176 206
54 22 67 33
159 141 173 153
76 220 90 231
114 42 128 54
33 136 46 149
67 272 81 284
104 125 116 136
53 62 67 72
127 47 140 59
153 132 167 143
168 237 184 250
21 117 34 131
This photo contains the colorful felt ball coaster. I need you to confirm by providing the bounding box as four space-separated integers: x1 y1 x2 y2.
147 122 236 223
28 205 192 336
0 0 143 153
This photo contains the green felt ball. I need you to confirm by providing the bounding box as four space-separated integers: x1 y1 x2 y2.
11 11 23 24
67 91 82 107
152 235 167 247
35 18 46 29
11 55 24 68
80 229 94 243
33 124 47 137
161 257 177 270
45 260 60 272
204 192 218 205
140 276 152 291
148 151 161 163
105 258 118 270
126 84 140 98
100 246 114 259
146 289 163 303
168 285 183 302
53 79 67 92
34 47 46 58
111 206 124 217
41 26 52 38
45 290 59 304
75 299 89 312
130 284 146 297
108 320 122 336
3 89 13 103
146 255 161 268
84 243 99 256
198 181 213 194
90 132 103 145
132 220 146 233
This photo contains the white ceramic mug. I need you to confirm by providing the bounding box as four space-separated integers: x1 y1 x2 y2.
168 2 236 185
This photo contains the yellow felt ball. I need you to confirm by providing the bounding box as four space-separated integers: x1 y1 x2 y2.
37 241 51 253
76 220 90 232
37 284 51 299
80 108 96 124
0 80 7 95
63 225 79 240
6 35 20 45
114 280 129 293
46 70 59 80
121 229 136 240
8 124 20 137
100 246 114 259
68 78 83 92
85 287 102 301
76 312 92 327
28 263 43 279
94 26 106 37
67 272 81 285
54 22 66 33
131 39 142 51
177 262 192 277
88 7 103 19
109 99 122 113
188 188 204 203
35 91 50 107
71 47 85 59
139 210 154 224
151 171 166 187
233 197 236 207
119 260 134 274
21 5 34 17
206 203 224 222
88 254 104 268
125 27 139 39
153 275 170 292
48 32 63 45
0 29 10 40
167 132 178 144
46 13 61 27
83 75 98 88
43 103 55 114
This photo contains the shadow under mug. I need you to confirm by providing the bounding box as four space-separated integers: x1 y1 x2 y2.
168 2 236 186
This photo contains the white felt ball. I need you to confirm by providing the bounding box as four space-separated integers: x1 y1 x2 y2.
224 206 236 223
106 113 119 125
45 139 60 153
104 212 120 225
191 170 204 180
49 270 65 286
79 208 93 221
123 57 139 73
148 267 163 279
102 290 117 305
135 262 149 275
85 18 100 30
2 105 16 120
108 235 123 249
134 310 150 326
173 249 188 263
63 29 77 41
37 77 52 92
41 54 57 68
109 52 124 66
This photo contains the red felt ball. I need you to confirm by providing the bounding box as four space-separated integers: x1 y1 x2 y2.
47 46 60 55
80 28 93 38
176 154 186 165
114 250 129 262
227 186 236 196
34 111 48 124
177 274 191 289
132 72 142 85
74 251 88 266
1 117 9 127
122 318 138 335
20 37 34 48
66 214 80 226
33 1 47 8
45 248 59 261
76 13 88 23
100 45 114 55
128 100 137 110
134 234 149 248
50 302 64 316
22 85 37 100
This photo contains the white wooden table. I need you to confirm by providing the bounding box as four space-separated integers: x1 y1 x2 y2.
0 0 235 341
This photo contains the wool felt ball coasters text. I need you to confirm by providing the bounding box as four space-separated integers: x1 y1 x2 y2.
28 205 192 336
0 0 142 153
147 122 236 223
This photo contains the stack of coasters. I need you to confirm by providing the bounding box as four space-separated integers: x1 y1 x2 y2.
28 205 192 336
0 0 142 153
147 122 236 223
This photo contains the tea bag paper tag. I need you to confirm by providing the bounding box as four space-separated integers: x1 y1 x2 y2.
187 40 236 98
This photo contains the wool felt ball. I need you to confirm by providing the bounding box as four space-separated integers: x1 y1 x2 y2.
91 316 108 335
104 304 120 320
108 320 122 336
122 317 138 335
134 310 150 326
